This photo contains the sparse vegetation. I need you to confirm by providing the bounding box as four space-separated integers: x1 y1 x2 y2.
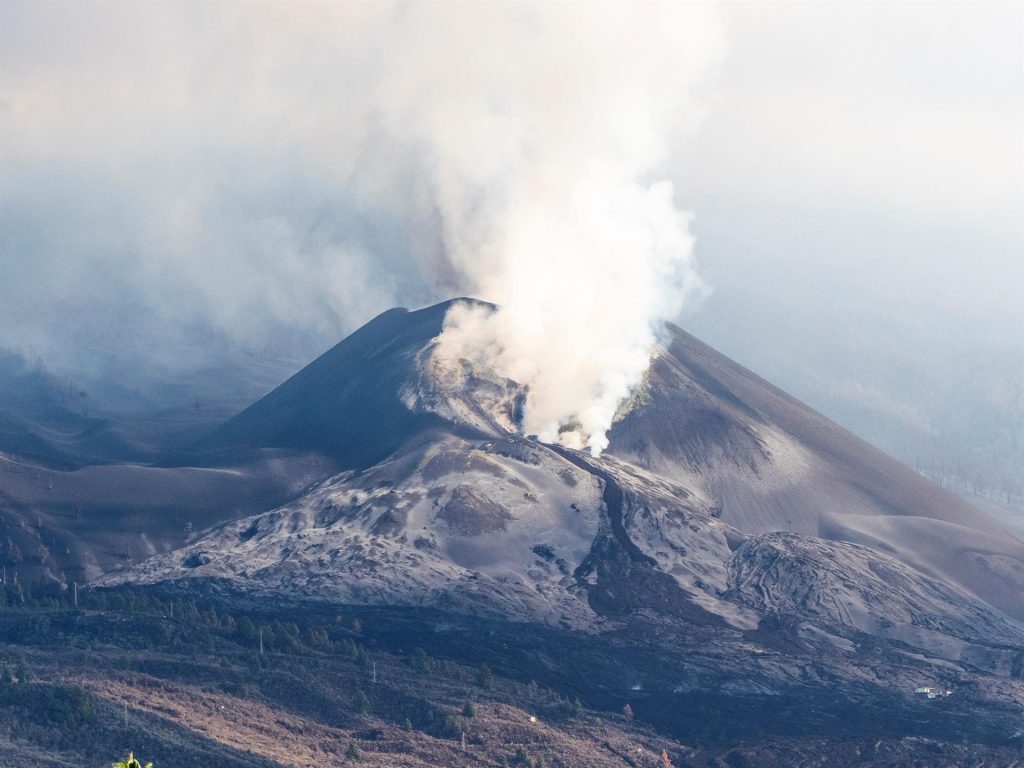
112 753 152 768
344 740 362 760
352 687 371 714
0 585 662 765
511 745 549 767
476 662 493 689
0 584 1017 766
411 647 432 674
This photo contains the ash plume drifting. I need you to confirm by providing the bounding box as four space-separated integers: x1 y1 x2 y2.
375 4 725 453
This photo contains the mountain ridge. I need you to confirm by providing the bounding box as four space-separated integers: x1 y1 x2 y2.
100 298 1024 642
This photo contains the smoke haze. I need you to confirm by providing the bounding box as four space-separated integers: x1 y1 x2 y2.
1 2 723 450
0 2 1019 488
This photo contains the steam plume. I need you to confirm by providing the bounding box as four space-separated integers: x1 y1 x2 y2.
373 4 724 453
1 2 723 432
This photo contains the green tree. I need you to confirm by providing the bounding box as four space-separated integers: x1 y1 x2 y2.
236 616 257 642
476 662 493 689
257 624 277 651
411 647 432 673
353 643 369 667
441 714 463 738
352 687 371 713
112 753 152 768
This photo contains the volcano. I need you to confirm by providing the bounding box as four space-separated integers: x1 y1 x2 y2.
101 299 1024 661
5 297 1023 764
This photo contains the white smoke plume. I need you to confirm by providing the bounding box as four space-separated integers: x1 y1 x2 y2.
372 4 724 453
1 3 723 435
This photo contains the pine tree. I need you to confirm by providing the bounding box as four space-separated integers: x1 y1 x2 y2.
476 662 493 689
354 643 369 667
352 688 371 713
111 753 153 768
411 647 432 673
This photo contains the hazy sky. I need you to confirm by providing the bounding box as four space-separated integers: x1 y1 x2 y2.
675 2 1022 481
681 1 1022 336
0 1 1021 471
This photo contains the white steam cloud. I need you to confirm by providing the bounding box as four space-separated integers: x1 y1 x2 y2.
372 4 724 453
1 3 724 436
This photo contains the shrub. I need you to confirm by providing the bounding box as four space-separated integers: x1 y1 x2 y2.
514 746 536 766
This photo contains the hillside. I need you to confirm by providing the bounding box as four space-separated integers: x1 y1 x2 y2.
1 588 1023 768
3 298 1024 764
104 299 1024 632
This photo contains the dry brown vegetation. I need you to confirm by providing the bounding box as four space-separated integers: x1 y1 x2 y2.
0 589 1021 767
